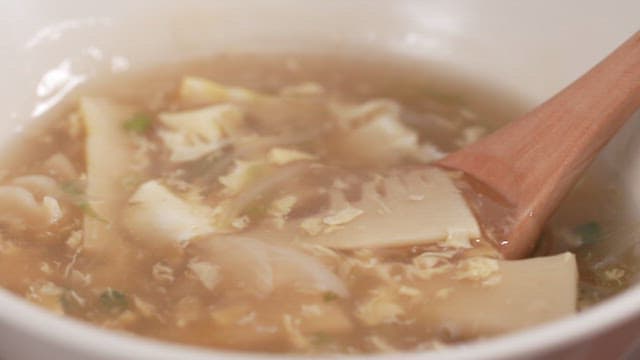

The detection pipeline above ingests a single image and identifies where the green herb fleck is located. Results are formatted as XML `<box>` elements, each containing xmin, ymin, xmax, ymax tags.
<box><xmin>574</xmin><ymin>221</ymin><xmax>601</xmax><ymax>245</ymax></box>
<box><xmin>60</xmin><ymin>291</ymin><xmax>75</xmax><ymax>313</ymax></box>
<box><xmin>123</xmin><ymin>114</ymin><xmax>153</xmax><ymax>133</ymax></box>
<box><xmin>59</xmin><ymin>181</ymin><xmax>108</xmax><ymax>223</ymax></box>
<box><xmin>323</xmin><ymin>291</ymin><xmax>339</xmax><ymax>302</ymax></box>
<box><xmin>60</xmin><ymin>181</ymin><xmax>84</xmax><ymax>196</ymax></box>
<box><xmin>77</xmin><ymin>202</ymin><xmax>108</xmax><ymax>223</ymax></box>
<box><xmin>99</xmin><ymin>288</ymin><xmax>128</xmax><ymax>314</ymax></box>
<box><xmin>244</xmin><ymin>202</ymin><xmax>268</xmax><ymax>220</ymax></box>
<box><xmin>60</xmin><ymin>290</ymin><xmax>84</xmax><ymax>314</ymax></box>
<box><xmin>310</xmin><ymin>332</ymin><xmax>333</xmax><ymax>346</ymax></box>
<box><xmin>121</xmin><ymin>174</ymin><xmax>144</xmax><ymax>191</ymax></box>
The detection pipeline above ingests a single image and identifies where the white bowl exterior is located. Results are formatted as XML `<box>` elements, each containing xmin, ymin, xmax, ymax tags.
<box><xmin>1</xmin><ymin>1</ymin><xmax>639</xmax><ymax>359</ymax></box>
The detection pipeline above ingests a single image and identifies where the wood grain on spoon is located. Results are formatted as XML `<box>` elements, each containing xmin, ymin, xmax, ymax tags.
<box><xmin>438</xmin><ymin>31</ymin><xmax>640</xmax><ymax>260</ymax></box>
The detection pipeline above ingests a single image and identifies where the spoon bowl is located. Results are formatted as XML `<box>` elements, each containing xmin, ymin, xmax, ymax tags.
<box><xmin>439</xmin><ymin>31</ymin><xmax>640</xmax><ymax>259</ymax></box>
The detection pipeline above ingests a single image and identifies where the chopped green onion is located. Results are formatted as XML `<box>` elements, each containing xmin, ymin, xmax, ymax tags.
<box><xmin>310</xmin><ymin>332</ymin><xmax>333</xmax><ymax>346</ymax></box>
<box><xmin>323</xmin><ymin>291</ymin><xmax>339</xmax><ymax>302</ymax></box>
<box><xmin>123</xmin><ymin>114</ymin><xmax>153</xmax><ymax>133</ymax></box>
<box><xmin>574</xmin><ymin>221</ymin><xmax>601</xmax><ymax>245</ymax></box>
<box><xmin>244</xmin><ymin>202</ymin><xmax>268</xmax><ymax>220</ymax></box>
<box><xmin>60</xmin><ymin>181</ymin><xmax>84</xmax><ymax>196</ymax></box>
<box><xmin>120</xmin><ymin>174</ymin><xmax>144</xmax><ymax>191</ymax></box>
<box><xmin>99</xmin><ymin>288</ymin><xmax>128</xmax><ymax>314</ymax></box>
<box><xmin>59</xmin><ymin>290</ymin><xmax>80</xmax><ymax>314</ymax></box>
<box><xmin>77</xmin><ymin>201</ymin><xmax>108</xmax><ymax>223</ymax></box>
<box><xmin>59</xmin><ymin>181</ymin><xmax>108</xmax><ymax>223</ymax></box>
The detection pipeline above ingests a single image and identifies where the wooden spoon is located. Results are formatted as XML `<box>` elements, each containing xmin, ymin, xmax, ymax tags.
<box><xmin>438</xmin><ymin>31</ymin><xmax>640</xmax><ymax>260</ymax></box>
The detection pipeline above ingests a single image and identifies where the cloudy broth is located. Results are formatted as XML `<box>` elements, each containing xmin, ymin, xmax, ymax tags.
<box><xmin>0</xmin><ymin>55</ymin><xmax>631</xmax><ymax>353</ymax></box>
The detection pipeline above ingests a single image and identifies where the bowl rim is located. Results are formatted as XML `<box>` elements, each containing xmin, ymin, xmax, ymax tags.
<box><xmin>1</xmin><ymin>274</ymin><xmax>640</xmax><ymax>359</ymax></box>
<box><xmin>1</xmin><ymin>2</ymin><xmax>639</xmax><ymax>357</ymax></box>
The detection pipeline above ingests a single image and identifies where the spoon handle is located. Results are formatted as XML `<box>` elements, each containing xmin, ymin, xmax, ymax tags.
<box><xmin>439</xmin><ymin>31</ymin><xmax>640</xmax><ymax>259</ymax></box>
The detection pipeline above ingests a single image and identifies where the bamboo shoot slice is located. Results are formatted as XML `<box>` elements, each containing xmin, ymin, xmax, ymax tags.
<box><xmin>305</xmin><ymin>167</ymin><xmax>481</xmax><ymax>249</ymax></box>
<box><xmin>421</xmin><ymin>253</ymin><xmax>577</xmax><ymax>337</ymax></box>
<box><xmin>80</xmin><ymin>97</ymin><xmax>138</xmax><ymax>255</ymax></box>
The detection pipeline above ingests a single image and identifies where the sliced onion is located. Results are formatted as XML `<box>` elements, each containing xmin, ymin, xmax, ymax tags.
<box><xmin>192</xmin><ymin>235</ymin><xmax>348</xmax><ymax>298</ymax></box>
<box><xmin>224</xmin><ymin>162</ymin><xmax>310</xmax><ymax>220</ymax></box>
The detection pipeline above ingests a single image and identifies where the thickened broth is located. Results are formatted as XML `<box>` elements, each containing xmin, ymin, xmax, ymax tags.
<box><xmin>0</xmin><ymin>55</ymin><xmax>632</xmax><ymax>354</ymax></box>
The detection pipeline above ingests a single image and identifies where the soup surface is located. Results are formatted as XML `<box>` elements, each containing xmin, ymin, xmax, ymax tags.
<box><xmin>0</xmin><ymin>55</ymin><xmax>633</xmax><ymax>353</ymax></box>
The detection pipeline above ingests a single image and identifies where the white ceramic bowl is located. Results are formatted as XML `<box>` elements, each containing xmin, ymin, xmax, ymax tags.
<box><xmin>1</xmin><ymin>1</ymin><xmax>639</xmax><ymax>359</ymax></box>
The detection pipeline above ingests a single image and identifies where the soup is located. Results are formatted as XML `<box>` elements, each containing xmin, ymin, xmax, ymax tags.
<box><xmin>0</xmin><ymin>55</ymin><xmax>632</xmax><ymax>353</ymax></box>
